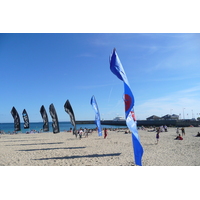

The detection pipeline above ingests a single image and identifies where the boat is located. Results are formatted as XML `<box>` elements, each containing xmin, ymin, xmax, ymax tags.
<box><xmin>113</xmin><ymin>116</ymin><xmax>125</xmax><ymax>121</ymax></box>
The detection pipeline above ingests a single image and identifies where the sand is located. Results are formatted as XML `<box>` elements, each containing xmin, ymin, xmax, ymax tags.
<box><xmin>0</xmin><ymin>127</ymin><xmax>200</xmax><ymax>166</ymax></box>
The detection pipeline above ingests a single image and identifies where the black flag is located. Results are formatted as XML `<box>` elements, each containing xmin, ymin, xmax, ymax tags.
<box><xmin>49</xmin><ymin>103</ymin><xmax>60</xmax><ymax>133</ymax></box>
<box><xmin>64</xmin><ymin>100</ymin><xmax>76</xmax><ymax>134</ymax></box>
<box><xmin>40</xmin><ymin>105</ymin><xmax>49</xmax><ymax>132</ymax></box>
<box><xmin>11</xmin><ymin>106</ymin><xmax>21</xmax><ymax>131</ymax></box>
<box><xmin>22</xmin><ymin>109</ymin><xmax>29</xmax><ymax>129</ymax></box>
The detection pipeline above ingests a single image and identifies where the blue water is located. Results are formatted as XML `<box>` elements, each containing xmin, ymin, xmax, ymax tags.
<box><xmin>0</xmin><ymin>122</ymin><xmax>127</xmax><ymax>134</ymax></box>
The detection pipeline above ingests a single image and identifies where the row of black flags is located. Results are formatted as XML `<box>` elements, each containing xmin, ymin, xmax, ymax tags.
<box><xmin>11</xmin><ymin>100</ymin><xmax>77</xmax><ymax>134</ymax></box>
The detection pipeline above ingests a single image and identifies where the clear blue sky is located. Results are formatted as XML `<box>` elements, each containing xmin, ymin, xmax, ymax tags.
<box><xmin>1</xmin><ymin>33</ymin><xmax>200</xmax><ymax>122</ymax></box>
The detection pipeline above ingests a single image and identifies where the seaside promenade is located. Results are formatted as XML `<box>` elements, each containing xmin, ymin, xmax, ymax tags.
<box><xmin>76</xmin><ymin>119</ymin><xmax>200</xmax><ymax>127</ymax></box>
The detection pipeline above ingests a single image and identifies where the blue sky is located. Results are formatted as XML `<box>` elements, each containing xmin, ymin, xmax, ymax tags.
<box><xmin>1</xmin><ymin>33</ymin><xmax>200</xmax><ymax>122</ymax></box>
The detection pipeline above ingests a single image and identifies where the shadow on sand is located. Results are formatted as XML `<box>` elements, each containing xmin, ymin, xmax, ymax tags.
<box><xmin>34</xmin><ymin>153</ymin><xmax>121</xmax><ymax>160</ymax></box>
<box><xmin>17</xmin><ymin>146</ymin><xmax>86</xmax><ymax>151</ymax></box>
<box><xmin>6</xmin><ymin>142</ymin><xmax>64</xmax><ymax>146</ymax></box>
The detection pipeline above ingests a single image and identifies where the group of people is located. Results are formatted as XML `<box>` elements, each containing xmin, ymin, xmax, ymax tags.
<box><xmin>74</xmin><ymin>128</ymin><xmax>92</xmax><ymax>139</ymax></box>
<box><xmin>148</xmin><ymin>125</ymin><xmax>168</xmax><ymax>133</ymax></box>
<box><xmin>74</xmin><ymin>128</ymin><xmax>108</xmax><ymax>139</ymax></box>
<box><xmin>175</xmin><ymin>127</ymin><xmax>185</xmax><ymax>140</ymax></box>
<box><xmin>155</xmin><ymin>126</ymin><xmax>186</xmax><ymax>144</ymax></box>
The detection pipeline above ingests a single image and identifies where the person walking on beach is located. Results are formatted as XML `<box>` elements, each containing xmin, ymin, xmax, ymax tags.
<box><xmin>104</xmin><ymin>128</ymin><xmax>108</xmax><ymax>139</ymax></box>
<box><xmin>79</xmin><ymin>129</ymin><xmax>83</xmax><ymax>140</ymax></box>
<box><xmin>85</xmin><ymin>128</ymin><xmax>89</xmax><ymax>138</ymax></box>
<box><xmin>181</xmin><ymin>127</ymin><xmax>185</xmax><ymax>136</ymax></box>
<box><xmin>75</xmin><ymin>130</ymin><xmax>78</xmax><ymax>138</ymax></box>
<box><xmin>156</xmin><ymin>128</ymin><xmax>160</xmax><ymax>144</ymax></box>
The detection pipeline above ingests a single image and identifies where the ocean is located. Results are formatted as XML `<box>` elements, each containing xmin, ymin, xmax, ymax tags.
<box><xmin>0</xmin><ymin>122</ymin><xmax>127</xmax><ymax>134</ymax></box>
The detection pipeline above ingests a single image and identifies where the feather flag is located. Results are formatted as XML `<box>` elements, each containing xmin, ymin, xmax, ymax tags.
<box><xmin>22</xmin><ymin>109</ymin><xmax>29</xmax><ymax>129</ymax></box>
<box><xmin>49</xmin><ymin>103</ymin><xmax>60</xmax><ymax>134</ymax></box>
<box><xmin>110</xmin><ymin>48</ymin><xmax>144</xmax><ymax>166</ymax></box>
<box><xmin>11</xmin><ymin>106</ymin><xmax>21</xmax><ymax>131</ymax></box>
<box><xmin>64</xmin><ymin>100</ymin><xmax>76</xmax><ymax>135</ymax></box>
<box><xmin>90</xmin><ymin>95</ymin><xmax>102</xmax><ymax>136</ymax></box>
<box><xmin>40</xmin><ymin>105</ymin><xmax>49</xmax><ymax>132</ymax></box>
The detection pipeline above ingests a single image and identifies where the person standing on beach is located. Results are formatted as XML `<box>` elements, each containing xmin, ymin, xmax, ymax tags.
<box><xmin>75</xmin><ymin>130</ymin><xmax>78</xmax><ymax>138</ymax></box>
<box><xmin>181</xmin><ymin>127</ymin><xmax>185</xmax><ymax>136</ymax></box>
<box><xmin>156</xmin><ymin>128</ymin><xmax>160</xmax><ymax>144</ymax></box>
<box><xmin>79</xmin><ymin>129</ymin><xmax>83</xmax><ymax>140</ymax></box>
<box><xmin>85</xmin><ymin>128</ymin><xmax>89</xmax><ymax>138</ymax></box>
<box><xmin>104</xmin><ymin>128</ymin><xmax>108</xmax><ymax>139</ymax></box>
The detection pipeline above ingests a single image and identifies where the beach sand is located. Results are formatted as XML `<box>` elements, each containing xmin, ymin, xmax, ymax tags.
<box><xmin>0</xmin><ymin>127</ymin><xmax>200</xmax><ymax>166</ymax></box>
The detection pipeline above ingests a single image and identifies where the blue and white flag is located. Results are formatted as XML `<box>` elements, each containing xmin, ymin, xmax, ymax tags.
<box><xmin>110</xmin><ymin>48</ymin><xmax>144</xmax><ymax>166</ymax></box>
<box><xmin>90</xmin><ymin>95</ymin><xmax>102</xmax><ymax>136</ymax></box>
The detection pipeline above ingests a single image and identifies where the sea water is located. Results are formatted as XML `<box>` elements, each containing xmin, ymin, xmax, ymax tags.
<box><xmin>0</xmin><ymin>122</ymin><xmax>127</xmax><ymax>134</ymax></box>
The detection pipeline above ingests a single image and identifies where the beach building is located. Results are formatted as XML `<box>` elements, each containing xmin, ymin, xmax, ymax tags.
<box><xmin>146</xmin><ymin>115</ymin><xmax>161</xmax><ymax>120</ymax></box>
<box><xmin>161</xmin><ymin>114</ymin><xmax>179</xmax><ymax>120</ymax></box>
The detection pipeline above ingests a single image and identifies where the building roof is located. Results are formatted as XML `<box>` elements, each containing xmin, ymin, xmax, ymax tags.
<box><xmin>161</xmin><ymin>114</ymin><xmax>179</xmax><ymax>119</ymax></box>
<box><xmin>146</xmin><ymin>115</ymin><xmax>161</xmax><ymax>120</ymax></box>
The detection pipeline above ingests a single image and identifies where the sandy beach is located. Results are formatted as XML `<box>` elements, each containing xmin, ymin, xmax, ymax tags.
<box><xmin>0</xmin><ymin>127</ymin><xmax>200</xmax><ymax>166</ymax></box>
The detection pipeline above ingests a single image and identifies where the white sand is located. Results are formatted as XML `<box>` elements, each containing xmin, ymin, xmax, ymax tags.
<box><xmin>0</xmin><ymin>127</ymin><xmax>200</xmax><ymax>166</ymax></box>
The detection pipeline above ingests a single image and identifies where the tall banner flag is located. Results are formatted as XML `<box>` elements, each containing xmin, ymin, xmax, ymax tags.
<box><xmin>11</xmin><ymin>106</ymin><xmax>21</xmax><ymax>131</ymax></box>
<box><xmin>109</xmin><ymin>48</ymin><xmax>144</xmax><ymax>166</ymax></box>
<box><xmin>22</xmin><ymin>109</ymin><xmax>29</xmax><ymax>129</ymax></box>
<box><xmin>64</xmin><ymin>100</ymin><xmax>76</xmax><ymax>134</ymax></box>
<box><xmin>49</xmin><ymin>103</ymin><xmax>60</xmax><ymax>134</ymax></box>
<box><xmin>40</xmin><ymin>105</ymin><xmax>49</xmax><ymax>132</ymax></box>
<box><xmin>90</xmin><ymin>95</ymin><xmax>102</xmax><ymax>136</ymax></box>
